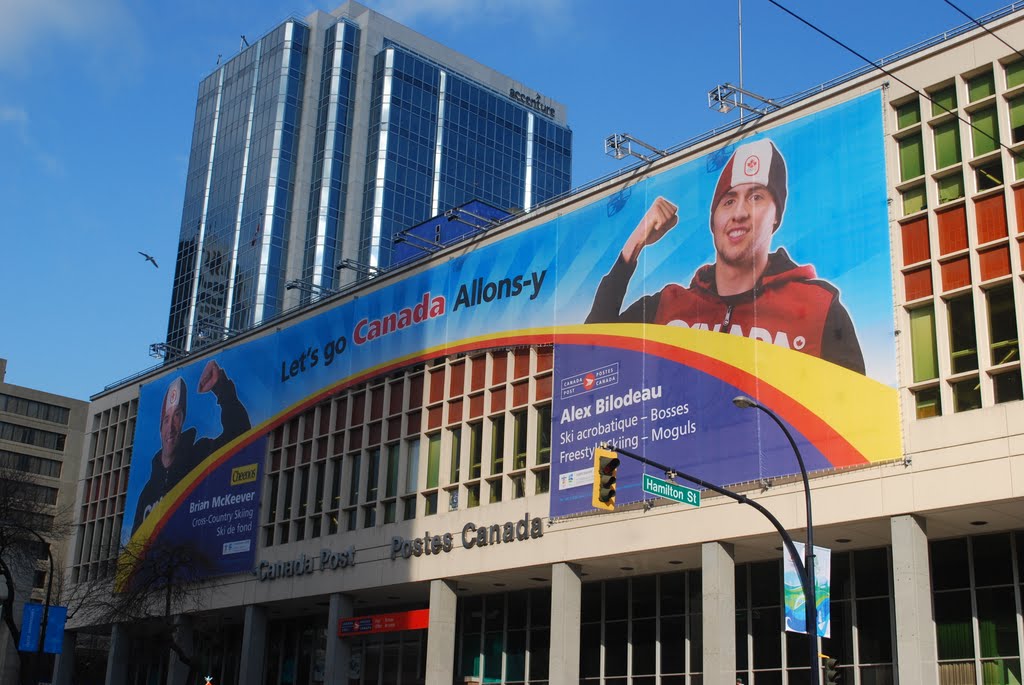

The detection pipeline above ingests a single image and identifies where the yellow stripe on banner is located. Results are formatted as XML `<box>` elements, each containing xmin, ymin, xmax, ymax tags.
<box><xmin>567</xmin><ymin>323</ymin><xmax>902</xmax><ymax>464</ymax></box>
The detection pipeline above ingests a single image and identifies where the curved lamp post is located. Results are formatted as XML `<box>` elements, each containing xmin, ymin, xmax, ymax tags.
<box><xmin>733</xmin><ymin>395</ymin><xmax>819</xmax><ymax>684</ymax></box>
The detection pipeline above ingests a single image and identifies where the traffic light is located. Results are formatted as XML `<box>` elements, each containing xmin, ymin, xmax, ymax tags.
<box><xmin>823</xmin><ymin>657</ymin><xmax>840</xmax><ymax>684</ymax></box>
<box><xmin>592</xmin><ymin>446</ymin><xmax>620</xmax><ymax>510</ymax></box>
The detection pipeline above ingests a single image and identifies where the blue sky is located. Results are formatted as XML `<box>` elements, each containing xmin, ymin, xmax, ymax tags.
<box><xmin>0</xmin><ymin>0</ymin><xmax>1010</xmax><ymax>400</ymax></box>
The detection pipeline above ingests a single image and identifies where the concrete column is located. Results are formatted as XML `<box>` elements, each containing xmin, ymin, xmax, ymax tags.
<box><xmin>51</xmin><ymin>630</ymin><xmax>76</xmax><ymax>685</ymax></box>
<box><xmin>425</xmin><ymin>579</ymin><xmax>457</xmax><ymax>685</ymax></box>
<box><xmin>166</xmin><ymin>615</ymin><xmax>194</xmax><ymax>685</ymax></box>
<box><xmin>238</xmin><ymin>605</ymin><xmax>268</xmax><ymax>685</ymax></box>
<box><xmin>891</xmin><ymin>514</ymin><xmax>938</xmax><ymax>685</ymax></box>
<box><xmin>104</xmin><ymin>623</ymin><xmax>129</xmax><ymax>685</ymax></box>
<box><xmin>324</xmin><ymin>593</ymin><xmax>353</xmax><ymax>684</ymax></box>
<box><xmin>548</xmin><ymin>562</ymin><xmax>582</xmax><ymax>684</ymax></box>
<box><xmin>702</xmin><ymin>541</ymin><xmax>736</xmax><ymax>685</ymax></box>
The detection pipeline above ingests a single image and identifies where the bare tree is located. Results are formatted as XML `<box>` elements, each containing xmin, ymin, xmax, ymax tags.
<box><xmin>76</xmin><ymin>538</ymin><xmax>215</xmax><ymax>683</ymax></box>
<box><xmin>0</xmin><ymin>465</ymin><xmax>72</xmax><ymax>685</ymax></box>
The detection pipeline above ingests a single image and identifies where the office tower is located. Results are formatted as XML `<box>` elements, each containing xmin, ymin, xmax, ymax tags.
<box><xmin>164</xmin><ymin>1</ymin><xmax>572</xmax><ymax>355</ymax></box>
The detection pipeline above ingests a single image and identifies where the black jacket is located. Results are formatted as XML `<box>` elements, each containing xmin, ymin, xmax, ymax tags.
<box><xmin>131</xmin><ymin>377</ymin><xmax>250</xmax><ymax>534</ymax></box>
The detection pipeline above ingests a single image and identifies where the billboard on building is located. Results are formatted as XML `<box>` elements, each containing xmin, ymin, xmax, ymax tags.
<box><xmin>120</xmin><ymin>91</ymin><xmax>898</xmax><ymax>581</ymax></box>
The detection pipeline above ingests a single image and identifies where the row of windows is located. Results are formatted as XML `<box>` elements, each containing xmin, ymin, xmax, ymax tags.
<box><xmin>0</xmin><ymin>393</ymin><xmax>71</xmax><ymax>425</ymax></box>
<box><xmin>0</xmin><ymin>448</ymin><xmax>62</xmax><ymax>478</ymax></box>
<box><xmin>0</xmin><ymin>478</ymin><xmax>59</xmax><ymax>505</ymax></box>
<box><xmin>0</xmin><ymin>420</ymin><xmax>67</xmax><ymax>452</ymax></box>
<box><xmin>892</xmin><ymin>56</ymin><xmax>1024</xmax><ymax>418</ymax></box>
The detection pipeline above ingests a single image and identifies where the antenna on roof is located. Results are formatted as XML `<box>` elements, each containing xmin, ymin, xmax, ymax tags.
<box><xmin>240</xmin><ymin>35</ymin><xmax>249</xmax><ymax>50</ymax></box>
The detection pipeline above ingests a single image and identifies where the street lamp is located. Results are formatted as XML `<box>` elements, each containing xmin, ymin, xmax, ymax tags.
<box><xmin>733</xmin><ymin>395</ymin><xmax>819</xmax><ymax>684</ymax></box>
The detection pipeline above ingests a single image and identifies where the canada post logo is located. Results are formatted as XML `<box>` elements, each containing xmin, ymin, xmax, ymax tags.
<box><xmin>560</xmin><ymin>362</ymin><xmax>619</xmax><ymax>399</ymax></box>
<box><xmin>231</xmin><ymin>463</ymin><xmax>259</xmax><ymax>486</ymax></box>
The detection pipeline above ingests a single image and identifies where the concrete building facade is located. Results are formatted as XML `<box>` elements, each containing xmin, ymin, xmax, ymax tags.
<box><xmin>65</xmin><ymin>5</ymin><xmax>1024</xmax><ymax>685</ymax></box>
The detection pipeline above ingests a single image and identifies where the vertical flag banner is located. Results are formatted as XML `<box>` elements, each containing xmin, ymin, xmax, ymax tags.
<box><xmin>784</xmin><ymin>542</ymin><xmax>832</xmax><ymax>638</ymax></box>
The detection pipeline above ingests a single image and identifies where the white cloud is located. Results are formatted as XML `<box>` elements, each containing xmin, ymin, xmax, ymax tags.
<box><xmin>0</xmin><ymin>105</ymin><xmax>28</xmax><ymax>124</ymax></box>
<box><xmin>364</xmin><ymin>0</ymin><xmax>571</xmax><ymax>34</ymax></box>
<box><xmin>0</xmin><ymin>0</ymin><xmax>136</xmax><ymax>74</ymax></box>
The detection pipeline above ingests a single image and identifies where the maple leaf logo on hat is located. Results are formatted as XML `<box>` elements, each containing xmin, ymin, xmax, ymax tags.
<box><xmin>744</xmin><ymin>155</ymin><xmax>760</xmax><ymax>176</ymax></box>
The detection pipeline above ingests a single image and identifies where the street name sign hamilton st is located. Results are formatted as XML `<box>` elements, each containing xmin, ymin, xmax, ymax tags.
<box><xmin>642</xmin><ymin>474</ymin><xmax>701</xmax><ymax>507</ymax></box>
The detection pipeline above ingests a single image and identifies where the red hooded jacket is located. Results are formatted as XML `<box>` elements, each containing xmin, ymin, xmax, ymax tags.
<box><xmin>586</xmin><ymin>249</ymin><xmax>865</xmax><ymax>374</ymax></box>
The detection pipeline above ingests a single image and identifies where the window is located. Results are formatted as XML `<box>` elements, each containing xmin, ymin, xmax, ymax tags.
<box><xmin>914</xmin><ymin>386</ymin><xmax>941</xmax><ymax>419</ymax></box>
<box><xmin>490</xmin><ymin>415</ymin><xmax>505</xmax><ymax>474</ymax></box>
<box><xmin>426</xmin><ymin>433</ymin><xmax>440</xmax><ymax>489</ymax></box>
<box><xmin>536</xmin><ymin>403</ymin><xmax>551</xmax><ymax>465</ymax></box>
<box><xmin>385</xmin><ymin>443</ymin><xmax>400</xmax><ymax>498</ymax></box>
<box><xmin>449</xmin><ymin>427</ymin><xmax>462</xmax><ymax>484</ymax></box>
<box><xmin>404</xmin><ymin>437</ymin><xmax>420</xmax><ymax>494</ymax></box>
<box><xmin>1010</xmin><ymin>96</ymin><xmax>1024</xmax><ymax>143</ymax></box>
<box><xmin>975</xmin><ymin>160</ymin><xmax>1003</xmax><ymax>191</ymax></box>
<box><xmin>469</xmin><ymin>423</ymin><xmax>482</xmax><ymax>479</ymax></box>
<box><xmin>512</xmin><ymin>410</ymin><xmax>528</xmax><ymax>470</ymax></box>
<box><xmin>896</xmin><ymin>100</ymin><xmax>920</xmax><ymax>129</ymax></box>
<box><xmin>938</xmin><ymin>173</ymin><xmax>964</xmax><ymax>204</ymax></box>
<box><xmin>902</xmin><ymin>185</ymin><xmax>927</xmax><ymax>215</ymax></box>
<box><xmin>988</xmin><ymin>285</ymin><xmax>1019</xmax><ymax>367</ymax></box>
<box><xmin>1008</xmin><ymin>60</ymin><xmax>1024</xmax><ymax>88</ymax></box>
<box><xmin>899</xmin><ymin>134</ymin><xmax>925</xmax><ymax>181</ymax></box>
<box><xmin>910</xmin><ymin>306</ymin><xmax>939</xmax><ymax>382</ymax></box>
<box><xmin>952</xmin><ymin>378</ymin><xmax>982</xmax><ymax>412</ymax></box>
<box><xmin>948</xmin><ymin>295</ymin><xmax>979</xmax><ymax>374</ymax></box>
<box><xmin>931</xmin><ymin>84</ymin><xmax>957</xmax><ymax>115</ymax></box>
<box><xmin>968</xmin><ymin>71</ymin><xmax>995</xmax><ymax>102</ymax></box>
<box><xmin>0</xmin><ymin>394</ymin><xmax>70</xmax><ymax>425</ymax></box>
<box><xmin>933</xmin><ymin>120</ymin><xmax>961</xmax><ymax>169</ymax></box>
<box><xmin>971</xmin><ymin>107</ymin><xmax>999</xmax><ymax>157</ymax></box>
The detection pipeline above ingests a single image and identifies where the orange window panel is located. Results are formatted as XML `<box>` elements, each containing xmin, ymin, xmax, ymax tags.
<box><xmin>332</xmin><ymin>400</ymin><xmax>347</xmax><ymax>431</ymax></box>
<box><xmin>514</xmin><ymin>349</ymin><xmax>531</xmax><ymax>378</ymax></box>
<box><xmin>491</xmin><ymin>354</ymin><xmax>508</xmax><ymax>385</ymax></box>
<box><xmin>429</xmin><ymin>368</ymin><xmax>445</xmax><ymax>404</ymax></box>
<box><xmin>536</xmin><ymin>347</ymin><xmax>554</xmax><ymax>372</ymax></box>
<box><xmin>940</xmin><ymin>256</ymin><xmax>972</xmax><ymax>291</ymax></box>
<box><xmin>351</xmin><ymin>392</ymin><xmax>366</xmax><ymax>424</ymax></box>
<box><xmin>901</xmin><ymin>216</ymin><xmax>930</xmax><ymax>265</ymax></box>
<box><xmin>1014</xmin><ymin>186</ymin><xmax>1024</xmax><ymax>233</ymax></box>
<box><xmin>978</xmin><ymin>245</ymin><xmax>1011</xmax><ymax>280</ymax></box>
<box><xmin>449</xmin><ymin>361</ymin><xmax>465</xmax><ymax>395</ymax></box>
<box><xmin>536</xmin><ymin>375</ymin><xmax>553</xmax><ymax>401</ymax></box>
<box><xmin>370</xmin><ymin>386</ymin><xmax>384</xmax><ymax>421</ymax></box>
<box><xmin>447</xmin><ymin>398</ymin><xmax>463</xmax><ymax>425</ymax></box>
<box><xmin>368</xmin><ymin>422</ymin><xmax>382</xmax><ymax>446</ymax></box>
<box><xmin>470</xmin><ymin>355</ymin><xmax>486</xmax><ymax>391</ymax></box>
<box><xmin>491</xmin><ymin>387</ymin><xmax>507</xmax><ymax>413</ymax></box>
<box><xmin>904</xmin><ymin>266</ymin><xmax>933</xmax><ymax>300</ymax></box>
<box><xmin>937</xmin><ymin>206</ymin><xmax>968</xmax><ymax>255</ymax></box>
<box><xmin>469</xmin><ymin>393</ymin><xmax>484</xmax><ymax>419</ymax></box>
<box><xmin>387</xmin><ymin>416</ymin><xmax>402</xmax><ymax>439</ymax></box>
<box><xmin>347</xmin><ymin>428</ymin><xmax>362</xmax><ymax>452</ymax></box>
<box><xmin>427</xmin><ymin>405</ymin><xmax>443</xmax><ymax>431</ymax></box>
<box><xmin>975</xmin><ymin>193</ymin><xmax>1008</xmax><ymax>244</ymax></box>
<box><xmin>512</xmin><ymin>381</ymin><xmax>530</xmax><ymax>407</ymax></box>
<box><xmin>388</xmin><ymin>380</ymin><xmax>404</xmax><ymax>415</ymax></box>
<box><xmin>407</xmin><ymin>410</ymin><xmax>421</xmax><ymax>435</ymax></box>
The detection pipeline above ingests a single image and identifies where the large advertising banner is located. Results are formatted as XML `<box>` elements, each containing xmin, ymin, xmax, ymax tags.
<box><xmin>120</xmin><ymin>91</ymin><xmax>899</xmax><ymax>582</ymax></box>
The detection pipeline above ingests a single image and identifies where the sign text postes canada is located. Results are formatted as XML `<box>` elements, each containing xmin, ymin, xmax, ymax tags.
<box><xmin>390</xmin><ymin>513</ymin><xmax>543</xmax><ymax>560</ymax></box>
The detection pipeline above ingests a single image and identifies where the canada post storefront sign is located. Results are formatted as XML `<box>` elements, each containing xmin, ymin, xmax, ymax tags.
<box><xmin>256</xmin><ymin>545</ymin><xmax>356</xmax><ymax>581</ymax></box>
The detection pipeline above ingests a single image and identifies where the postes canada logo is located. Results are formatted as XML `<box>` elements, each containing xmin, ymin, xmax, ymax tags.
<box><xmin>583</xmin><ymin>373</ymin><xmax>596</xmax><ymax>390</ymax></box>
<box><xmin>744</xmin><ymin>154</ymin><xmax>760</xmax><ymax>176</ymax></box>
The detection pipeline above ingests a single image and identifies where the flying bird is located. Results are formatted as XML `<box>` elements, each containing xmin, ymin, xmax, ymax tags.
<box><xmin>138</xmin><ymin>251</ymin><xmax>159</xmax><ymax>268</ymax></box>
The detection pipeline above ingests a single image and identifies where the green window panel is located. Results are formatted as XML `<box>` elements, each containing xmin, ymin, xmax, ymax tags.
<box><xmin>934</xmin><ymin>120</ymin><xmax>962</xmax><ymax>168</ymax></box>
<box><xmin>902</xmin><ymin>185</ymin><xmax>927</xmax><ymax>215</ymax></box>
<box><xmin>971</xmin><ymin>107</ymin><xmax>999</xmax><ymax>157</ymax></box>
<box><xmin>910</xmin><ymin>306</ymin><xmax>939</xmax><ymax>382</ymax></box>
<box><xmin>899</xmin><ymin>134</ymin><xmax>925</xmax><ymax>181</ymax></box>
<box><xmin>1007</xmin><ymin>59</ymin><xmax>1024</xmax><ymax>88</ymax></box>
<box><xmin>1010</xmin><ymin>96</ymin><xmax>1024</xmax><ymax>143</ymax></box>
<box><xmin>426</xmin><ymin>433</ymin><xmax>440</xmax><ymax>488</ymax></box>
<box><xmin>932</xmin><ymin>85</ymin><xmax>957</xmax><ymax>116</ymax></box>
<box><xmin>897</xmin><ymin>101</ymin><xmax>921</xmax><ymax>129</ymax></box>
<box><xmin>938</xmin><ymin>173</ymin><xmax>964</xmax><ymax>204</ymax></box>
<box><xmin>968</xmin><ymin>71</ymin><xmax>995</xmax><ymax>102</ymax></box>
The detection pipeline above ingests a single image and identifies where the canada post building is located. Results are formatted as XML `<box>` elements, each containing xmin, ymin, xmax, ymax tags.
<box><xmin>64</xmin><ymin>7</ymin><xmax>1024</xmax><ymax>685</ymax></box>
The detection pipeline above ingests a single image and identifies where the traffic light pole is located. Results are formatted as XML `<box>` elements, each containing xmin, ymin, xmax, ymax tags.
<box><xmin>609</xmin><ymin>445</ymin><xmax>821</xmax><ymax>685</ymax></box>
